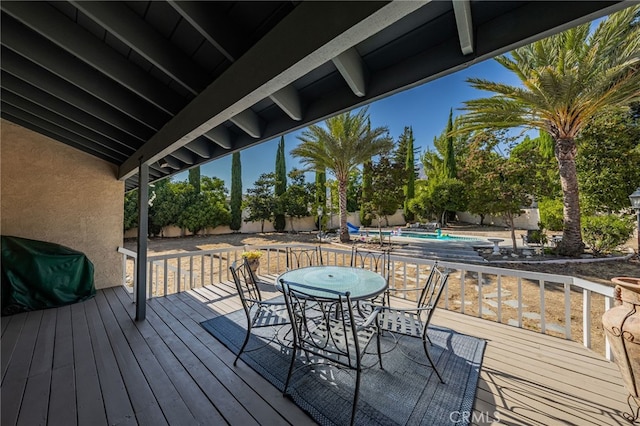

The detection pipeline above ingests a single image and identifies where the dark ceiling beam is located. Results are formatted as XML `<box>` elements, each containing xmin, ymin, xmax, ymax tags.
<box><xmin>268</xmin><ymin>85</ymin><xmax>303</xmax><ymax>121</ymax></box>
<box><xmin>1</xmin><ymin>49</ymin><xmax>153</xmax><ymax>141</ymax></box>
<box><xmin>204</xmin><ymin>127</ymin><xmax>233</xmax><ymax>150</ymax></box>
<box><xmin>71</xmin><ymin>0</ymin><xmax>210</xmax><ymax>95</ymax></box>
<box><xmin>1</xmin><ymin>90</ymin><xmax>135</xmax><ymax>158</ymax></box>
<box><xmin>452</xmin><ymin>0</ymin><xmax>474</xmax><ymax>55</ymax></box>
<box><xmin>1</xmin><ymin>1</ymin><xmax>184</xmax><ymax>116</ymax></box>
<box><xmin>158</xmin><ymin>156</ymin><xmax>182</xmax><ymax>170</ymax></box>
<box><xmin>229</xmin><ymin>109</ymin><xmax>263</xmax><ymax>139</ymax></box>
<box><xmin>184</xmin><ymin>137</ymin><xmax>213</xmax><ymax>159</ymax></box>
<box><xmin>169</xmin><ymin>147</ymin><xmax>197</xmax><ymax>165</ymax></box>
<box><xmin>1</xmin><ymin>17</ymin><xmax>167</xmax><ymax>130</ymax></box>
<box><xmin>332</xmin><ymin>47</ymin><xmax>368</xmax><ymax>97</ymax></box>
<box><xmin>118</xmin><ymin>1</ymin><xmax>426</xmax><ymax>179</ymax></box>
<box><xmin>1</xmin><ymin>72</ymin><xmax>141</xmax><ymax>152</ymax></box>
<box><xmin>167</xmin><ymin>0</ymin><xmax>247</xmax><ymax>62</ymax></box>
<box><xmin>1</xmin><ymin>102</ymin><xmax>127</xmax><ymax>163</ymax></box>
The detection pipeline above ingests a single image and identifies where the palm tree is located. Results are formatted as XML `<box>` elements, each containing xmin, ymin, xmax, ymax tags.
<box><xmin>458</xmin><ymin>6</ymin><xmax>640</xmax><ymax>256</ymax></box>
<box><xmin>292</xmin><ymin>107</ymin><xmax>393</xmax><ymax>242</ymax></box>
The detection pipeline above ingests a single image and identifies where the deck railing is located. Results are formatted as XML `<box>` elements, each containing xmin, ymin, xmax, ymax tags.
<box><xmin>118</xmin><ymin>243</ymin><xmax>615</xmax><ymax>359</ymax></box>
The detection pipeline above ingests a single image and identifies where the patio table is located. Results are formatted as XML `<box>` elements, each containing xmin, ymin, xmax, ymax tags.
<box><xmin>276</xmin><ymin>266</ymin><xmax>387</xmax><ymax>300</ymax></box>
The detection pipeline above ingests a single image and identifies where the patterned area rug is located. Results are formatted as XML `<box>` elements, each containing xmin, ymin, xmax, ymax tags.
<box><xmin>201</xmin><ymin>301</ymin><xmax>485</xmax><ymax>426</ymax></box>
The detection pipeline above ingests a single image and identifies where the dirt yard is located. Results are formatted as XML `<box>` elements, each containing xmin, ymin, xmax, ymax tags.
<box><xmin>125</xmin><ymin>224</ymin><xmax>639</xmax><ymax>286</ymax></box>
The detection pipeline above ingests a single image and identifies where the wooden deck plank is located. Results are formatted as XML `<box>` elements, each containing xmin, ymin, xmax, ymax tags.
<box><xmin>90</xmin><ymin>291</ymin><xmax>167</xmax><ymax>426</ymax></box>
<box><xmin>1</xmin><ymin>311</ymin><xmax>27</xmax><ymax>382</ymax></box>
<box><xmin>84</xmin><ymin>297</ymin><xmax>137</xmax><ymax>426</ymax></box>
<box><xmin>1</xmin><ymin>310</ymin><xmax>42</xmax><ymax>426</ymax></box>
<box><xmin>16</xmin><ymin>308</ymin><xmax>56</xmax><ymax>426</ymax></box>
<box><xmin>105</xmin><ymin>287</ymin><xmax>226</xmax><ymax>425</ymax></box>
<box><xmin>155</xmin><ymin>292</ymin><xmax>314</xmax><ymax>425</ymax></box>
<box><xmin>96</xmin><ymin>289</ymin><xmax>189</xmax><ymax>426</ymax></box>
<box><xmin>70</xmin><ymin>301</ymin><xmax>108</xmax><ymax>426</ymax></box>
<box><xmin>49</xmin><ymin>305</ymin><xmax>76</xmax><ymax>426</ymax></box>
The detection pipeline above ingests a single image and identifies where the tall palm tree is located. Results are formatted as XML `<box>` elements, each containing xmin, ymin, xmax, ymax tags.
<box><xmin>458</xmin><ymin>6</ymin><xmax>640</xmax><ymax>256</ymax></box>
<box><xmin>292</xmin><ymin>107</ymin><xmax>393</xmax><ymax>242</ymax></box>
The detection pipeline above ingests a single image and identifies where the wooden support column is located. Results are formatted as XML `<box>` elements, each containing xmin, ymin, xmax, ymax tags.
<box><xmin>136</xmin><ymin>158</ymin><xmax>148</xmax><ymax>321</ymax></box>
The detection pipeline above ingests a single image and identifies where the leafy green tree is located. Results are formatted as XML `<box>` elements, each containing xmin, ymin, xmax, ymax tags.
<box><xmin>576</xmin><ymin>108</ymin><xmax>640</xmax><ymax>214</ymax></box>
<box><xmin>315</xmin><ymin>168</ymin><xmax>326</xmax><ymax>230</ymax></box>
<box><xmin>410</xmin><ymin>178</ymin><xmax>467</xmax><ymax>226</ymax></box>
<box><xmin>274</xmin><ymin>136</ymin><xmax>287</xmax><ymax>231</ymax></box>
<box><xmin>282</xmin><ymin>169</ymin><xmax>314</xmax><ymax>232</ymax></box>
<box><xmin>346</xmin><ymin>170</ymin><xmax>362</xmax><ymax>212</ymax></box>
<box><xmin>461</xmin><ymin>135</ymin><xmax>534</xmax><ymax>250</ymax></box>
<box><xmin>292</xmin><ymin>107</ymin><xmax>393</xmax><ymax>242</ymax></box>
<box><xmin>123</xmin><ymin>190</ymin><xmax>138</xmax><ymax>231</ymax></box>
<box><xmin>510</xmin><ymin>132</ymin><xmax>560</xmax><ymax>201</ymax></box>
<box><xmin>244</xmin><ymin>173</ymin><xmax>277</xmax><ymax>232</ymax></box>
<box><xmin>149</xmin><ymin>178</ymin><xmax>181</xmax><ymax>236</ymax></box>
<box><xmin>364</xmin><ymin>154</ymin><xmax>405</xmax><ymax>242</ymax></box>
<box><xmin>230</xmin><ymin>152</ymin><xmax>242</xmax><ymax>231</ymax></box>
<box><xmin>458</xmin><ymin>7</ymin><xmax>640</xmax><ymax>255</ymax></box>
<box><xmin>360</xmin><ymin>159</ymin><xmax>373</xmax><ymax>226</ymax></box>
<box><xmin>176</xmin><ymin>177</ymin><xmax>230</xmax><ymax>234</ymax></box>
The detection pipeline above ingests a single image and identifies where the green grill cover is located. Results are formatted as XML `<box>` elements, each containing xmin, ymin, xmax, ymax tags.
<box><xmin>1</xmin><ymin>235</ymin><xmax>95</xmax><ymax>315</ymax></box>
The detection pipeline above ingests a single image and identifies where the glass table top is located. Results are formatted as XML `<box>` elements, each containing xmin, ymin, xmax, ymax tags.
<box><xmin>276</xmin><ymin>266</ymin><xmax>387</xmax><ymax>300</ymax></box>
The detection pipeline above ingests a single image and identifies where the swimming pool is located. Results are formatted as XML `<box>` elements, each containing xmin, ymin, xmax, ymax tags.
<box><xmin>378</xmin><ymin>230</ymin><xmax>482</xmax><ymax>242</ymax></box>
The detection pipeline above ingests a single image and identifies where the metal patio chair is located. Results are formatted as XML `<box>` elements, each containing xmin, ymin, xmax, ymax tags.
<box><xmin>373</xmin><ymin>263</ymin><xmax>449</xmax><ymax>383</ymax></box>
<box><xmin>286</xmin><ymin>245</ymin><xmax>323</xmax><ymax>270</ymax></box>
<box><xmin>280</xmin><ymin>280</ymin><xmax>382</xmax><ymax>426</ymax></box>
<box><xmin>229</xmin><ymin>259</ymin><xmax>289</xmax><ymax>366</ymax></box>
<box><xmin>351</xmin><ymin>247</ymin><xmax>392</xmax><ymax>309</ymax></box>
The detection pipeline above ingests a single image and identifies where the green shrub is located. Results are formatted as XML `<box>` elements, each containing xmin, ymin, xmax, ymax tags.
<box><xmin>582</xmin><ymin>215</ymin><xmax>634</xmax><ymax>255</ymax></box>
<box><xmin>538</xmin><ymin>198</ymin><xmax>564</xmax><ymax>231</ymax></box>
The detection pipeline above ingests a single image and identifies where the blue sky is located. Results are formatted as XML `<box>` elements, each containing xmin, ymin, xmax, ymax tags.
<box><xmin>177</xmin><ymin>56</ymin><xmax>524</xmax><ymax>191</ymax></box>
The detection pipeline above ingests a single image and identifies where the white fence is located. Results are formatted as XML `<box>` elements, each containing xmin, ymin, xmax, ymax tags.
<box><xmin>118</xmin><ymin>244</ymin><xmax>614</xmax><ymax>359</ymax></box>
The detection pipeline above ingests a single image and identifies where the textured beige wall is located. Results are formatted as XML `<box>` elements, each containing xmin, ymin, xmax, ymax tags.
<box><xmin>1</xmin><ymin>120</ymin><xmax>124</xmax><ymax>289</ymax></box>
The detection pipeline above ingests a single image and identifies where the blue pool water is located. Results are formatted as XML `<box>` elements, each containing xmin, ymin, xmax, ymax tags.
<box><xmin>378</xmin><ymin>230</ymin><xmax>481</xmax><ymax>242</ymax></box>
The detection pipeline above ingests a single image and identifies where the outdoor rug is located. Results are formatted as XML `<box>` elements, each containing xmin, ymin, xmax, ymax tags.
<box><xmin>201</xmin><ymin>300</ymin><xmax>486</xmax><ymax>426</ymax></box>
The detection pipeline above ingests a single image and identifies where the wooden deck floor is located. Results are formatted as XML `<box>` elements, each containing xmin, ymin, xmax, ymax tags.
<box><xmin>1</xmin><ymin>280</ymin><xmax>631</xmax><ymax>426</ymax></box>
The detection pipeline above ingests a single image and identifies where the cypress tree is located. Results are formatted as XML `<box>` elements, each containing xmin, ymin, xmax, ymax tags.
<box><xmin>404</xmin><ymin>127</ymin><xmax>416</xmax><ymax>222</ymax></box>
<box><xmin>274</xmin><ymin>136</ymin><xmax>287</xmax><ymax>231</ymax></box>
<box><xmin>230</xmin><ymin>152</ymin><xmax>242</xmax><ymax>231</ymax></box>
<box><xmin>315</xmin><ymin>168</ymin><xmax>326</xmax><ymax>230</ymax></box>
<box><xmin>360</xmin><ymin>158</ymin><xmax>373</xmax><ymax>226</ymax></box>
<box><xmin>188</xmin><ymin>166</ymin><xmax>201</xmax><ymax>193</ymax></box>
<box><xmin>444</xmin><ymin>109</ymin><xmax>457</xmax><ymax>179</ymax></box>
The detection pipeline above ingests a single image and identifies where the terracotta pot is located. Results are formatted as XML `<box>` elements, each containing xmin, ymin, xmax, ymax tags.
<box><xmin>602</xmin><ymin>277</ymin><xmax>640</xmax><ymax>413</ymax></box>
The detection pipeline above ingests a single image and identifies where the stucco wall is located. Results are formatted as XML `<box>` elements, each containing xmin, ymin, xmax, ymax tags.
<box><xmin>1</xmin><ymin>120</ymin><xmax>124</xmax><ymax>289</ymax></box>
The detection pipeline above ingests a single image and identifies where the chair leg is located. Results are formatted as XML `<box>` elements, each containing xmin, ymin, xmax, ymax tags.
<box><xmin>351</xmin><ymin>367</ymin><xmax>362</xmax><ymax>426</ymax></box>
<box><xmin>234</xmin><ymin>323</ymin><xmax>252</xmax><ymax>366</ymax></box>
<box><xmin>376</xmin><ymin>330</ymin><xmax>383</xmax><ymax>369</ymax></box>
<box><xmin>283</xmin><ymin>346</ymin><xmax>297</xmax><ymax>396</ymax></box>
<box><xmin>422</xmin><ymin>338</ymin><xmax>445</xmax><ymax>384</ymax></box>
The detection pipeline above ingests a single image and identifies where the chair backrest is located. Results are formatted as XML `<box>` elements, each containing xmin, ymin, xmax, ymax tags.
<box><xmin>280</xmin><ymin>280</ymin><xmax>361</xmax><ymax>368</ymax></box>
<box><xmin>350</xmin><ymin>247</ymin><xmax>390</xmax><ymax>278</ymax></box>
<box><xmin>417</xmin><ymin>264</ymin><xmax>449</xmax><ymax>326</ymax></box>
<box><xmin>286</xmin><ymin>246</ymin><xmax>323</xmax><ymax>270</ymax></box>
<box><xmin>230</xmin><ymin>259</ymin><xmax>263</xmax><ymax>312</ymax></box>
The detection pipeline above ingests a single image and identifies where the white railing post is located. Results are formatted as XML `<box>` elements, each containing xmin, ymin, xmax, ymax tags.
<box><xmin>604</xmin><ymin>296</ymin><xmax>614</xmax><ymax>361</ymax></box>
<box><xmin>564</xmin><ymin>282</ymin><xmax>571</xmax><ymax>340</ymax></box>
<box><xmin>583</xmin><ymin>289</ymin><xmax>591</xmax><ymax>349</ymax></box>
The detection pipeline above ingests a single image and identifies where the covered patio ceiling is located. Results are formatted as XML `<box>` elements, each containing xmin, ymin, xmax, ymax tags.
<box><xmin>1</xmin><ymin>1</ymin><xmax>628</xmax><ymax>191</ymax></box>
